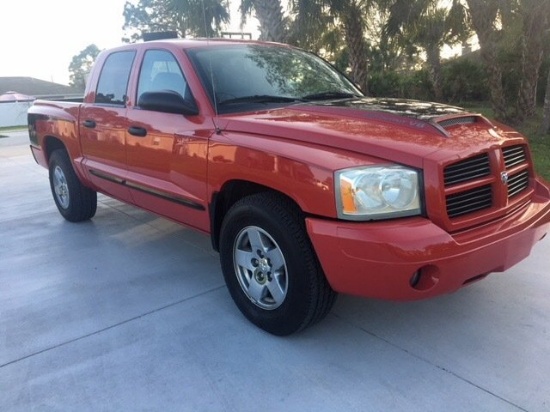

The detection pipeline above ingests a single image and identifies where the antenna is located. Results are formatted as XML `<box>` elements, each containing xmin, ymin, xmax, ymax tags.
<box><xmin>201</xmin><ymin>0</ymin><xmax>220</xmax><ymax>130</ymax></box>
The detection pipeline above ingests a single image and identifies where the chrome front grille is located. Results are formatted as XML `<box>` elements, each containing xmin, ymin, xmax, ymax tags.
<box><xmin>443</xmin><ymin>145</ymin><xmax>530</xmax><ymax>220</ymax></box>
<box><xmin>503</xmin><ymin>145</ymin><xmax>529</xmax><ymax>198</ymax></box>
<box><xmin>507</xmin><ymin>170</ymin><xmax>529</xmax><ymax>198</ymax></box>
<box><xmin>503</xmin><ymin>145</ymin><xmax>527</xmax><ymax>168</ymax></box>
<box><xmin>446</xmin><ymin>185</ymin><xmax>493</xmax><ymax>218</ymax></box>
<box><xmin>444</xmin><ymin>153</ymin><xmax>491</xmax><ymax>186</ymax></box>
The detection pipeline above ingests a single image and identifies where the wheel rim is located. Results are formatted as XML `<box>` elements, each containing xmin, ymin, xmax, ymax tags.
<box><xmin>233</xmin><ymin>226</ymin><xmax>288</xmax><ymax>310</ymax></box>
<box><xmin>52</xmin><ymin>165</ymin><xmax>70</xmax><ymax>209</ymax></box>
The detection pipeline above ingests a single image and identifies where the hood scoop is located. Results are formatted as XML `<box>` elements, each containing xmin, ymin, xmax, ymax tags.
<box><xmin>431</xmin><ymin>114</ymin><xmax>495</xmax><ymax>138</ymax></box>
<box><xmin>309</xmin><ymin>98</ymin><xmax>494</xmax><ymax>138</ymax></box>
<box><xmin>430</xmin><ymin>113</ymin><xmax>495</xmax><ymax>137</ymax></box>
<box><xmin>437</xmin><ymin>115</ymin><xmax>478</xmax><ymax>128</ymax></box>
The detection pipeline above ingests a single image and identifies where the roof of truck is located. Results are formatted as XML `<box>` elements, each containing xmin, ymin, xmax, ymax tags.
<box><xmin>107</xmin><ymin>38</ymin><xmax>293</xmax><ymax>52</ymax></box>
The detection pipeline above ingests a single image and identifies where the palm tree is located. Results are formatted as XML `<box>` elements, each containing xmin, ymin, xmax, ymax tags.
<box><xmin>123</xmin><ymin>0</ymin><xmax>182</xmax><ymax>42</ymax></box>
<box><xmin>464</xmin><ymin>0</ymin><xmax>508</xmax><ymax>120</ymax></box>
<box><xmin>166</xmin><ymin>0</ymin><xmax>230</xmax><ymax>37</ymax></box>
<box><xmin>289</xmin><ymin>0</ymin><xmax>338</xmax><ymax>53</ymax></box>
<box><xmin>123</xmin><ymin>0</ymin><xmax>230</xmax><ymax>42</ymax></box>
<box><xmin>516</xmin><ymin>0</ymin><xmax>550</xmax><ymax>121</ymax></box>
<box><xmin>384</xmin><ymin>0</ymin><xmax>470</xmax><ymax>102</ymax></box>
<box><xmin>541</xmin><ymin>68</ymin><xmax>550</xmax><ymax>135</ymax></box>
<box><xmin>290</xmin><ymin>0</ymin><xmax>372</xmax><ymax>93</ymax></box>
<box><xmin>240</xmin><ymin>0</ymin><xmax>288</xmax><ymax>42</ymax></box>
<box><xmin>466</xmin><ymin>0</ymin><xmax>550</xmax><ymax>122</ymax></box>
<box><xmin>334</xmin><ymin>1</ymin><xmax>372</xmax><ymax>93</ymax></box>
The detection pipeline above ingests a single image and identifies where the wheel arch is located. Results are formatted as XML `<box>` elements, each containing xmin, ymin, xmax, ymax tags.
<box><xmin>41</xmin><ymin>135</ymin><xmax>89</xmax><ymax>187</ymax></box>
<box><xmin>43</xmin><ymin>135</ymin><xmax>67</xmax><ymax>163</ymax></box>
<box><xmin>209</xmin><ymin>180</ymin><xmax>304</xmax><ymax>252</ymax></box>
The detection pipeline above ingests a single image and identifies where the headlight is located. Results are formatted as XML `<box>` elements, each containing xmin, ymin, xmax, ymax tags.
<box><xmin>335</xmin><ymin>165</ymin><xmax>422</xmax><ymax>220</ymax></box>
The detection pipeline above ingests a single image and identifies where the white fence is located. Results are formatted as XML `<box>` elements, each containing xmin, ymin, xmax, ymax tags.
<box><xmin>0</xmin><ymin>101</ymin><xmax>33</xmax><ymax>128</ymax></box>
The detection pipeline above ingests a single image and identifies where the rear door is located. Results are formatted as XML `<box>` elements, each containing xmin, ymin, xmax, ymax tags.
<box><xmin>125</xmin><ymin>48</ymin><xmax>210</xmax><ymax>231</ymax></box>
<box><xmin>80</xmin><ymin>50</ymin><xmax>136</xmax><ymax>203</ymax></box>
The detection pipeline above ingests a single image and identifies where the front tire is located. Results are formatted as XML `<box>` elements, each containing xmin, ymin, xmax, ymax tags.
<box><xmin>220</xmin><ymin>192</ymin><xmax>336</xmax><ymax>335</ymax></box>
<box><xmin>48</xmin><ymin>149</ymin><xmax>97</xmax><ymax>222</ymax></box>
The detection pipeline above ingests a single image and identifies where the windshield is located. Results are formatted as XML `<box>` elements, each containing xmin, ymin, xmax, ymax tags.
<box><xmin>187</xmin><ymin>44</ymin><xmax>363</xmax><ymax>114</ymax></box>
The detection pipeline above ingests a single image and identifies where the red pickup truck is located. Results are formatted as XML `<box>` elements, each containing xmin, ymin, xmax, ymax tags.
<box><xmin>28</xmin><ymin>39</ymin><xmax>550</xmax><ymax>335</ymax></box>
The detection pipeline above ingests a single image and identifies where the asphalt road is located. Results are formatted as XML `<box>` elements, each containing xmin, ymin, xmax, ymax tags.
<box><xmin>1</xmin><ymin>130</ymin><xmax>549</xmax><ymax>411</ymax></box>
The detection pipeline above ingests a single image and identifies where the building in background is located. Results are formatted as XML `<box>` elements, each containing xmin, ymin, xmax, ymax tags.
<box><xmin>0</xmin><ymin>77</ymin><xmax>81</xmax><ymax>128</ymax></box>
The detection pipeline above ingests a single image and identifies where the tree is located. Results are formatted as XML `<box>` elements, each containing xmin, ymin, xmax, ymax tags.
<box><xmin>240</xmin><ymin>0</ymin><xmax>288</xmax><ymax>42</ymax></box>
<box><xmin>68</xmin><ymin>44</ymin><xmax>101</xmax><ymax>91</ymax></box>
<box><xmin>289</xmin><ymin>0</ymin><xmax>372</xmax><ymax>93</ymax></box>
<box><xmin>515</xmin><ymin>0</ymin><xmax>550</xmax><ymax>121</ymax></box>
<box><xmin>335</xmin><ymin>1</ymin><xmax>371</xmax><ymax>93</ymax></box>
<box><xmin>465</xmin><ymin>0</ymin><xmax>550</xmax><ymax>122</ymax></box>
<box><xmin>363</xmin><ymin>3</ymin><xmax>416</xmax><ymax>73</ymax></box>
<box><xmin>166</xmin><ymin>0</ymin><xmax>230</xmax><ymax>37</ymax></box>
<box><xmin>383</xmin><ymin>0</ymin><xmax>470</xmax><ymax>102</ymax></box>
<box><xmin>122</xmin><ymin>0</ymin><xmax>229</xmax><ymax>42</ymax></box>
<box><xmin>541</xmin><ymin>68</ymin><xmax>550</xmax><ymax>135</ymax></box>
<box><xmin>464</xmin><ymin>0</ymin><xmax>511</xmax><ymax>120</ymax></box>
<box><xmin>288</xmin><ymin>0</ymin><xmax>337</xmax><ymax>52</ymax></box>
<box><xmin>123</xmin><ymin>0</ymin><xmax>178</xmax><ymax>42</ymax></box>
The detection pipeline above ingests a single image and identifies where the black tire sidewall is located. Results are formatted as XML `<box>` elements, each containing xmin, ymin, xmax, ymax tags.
<box><xmin>220</xmin><ymin>194</ymin><xmax>321</xmax><ymax>336</ymax></box>
<box><xmin>48</xmin><ymin>150</ymin><xmax>96</xmax><ymax>222</ymax></box>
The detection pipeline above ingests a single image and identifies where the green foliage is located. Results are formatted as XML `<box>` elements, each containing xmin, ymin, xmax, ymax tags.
<box><xmin>122</xmin><ymin>0</ymin><xmax>229</xmax><ymax>42</ymax></box>
<box><xmin>116</xmin><ymin>0</ymin><xmax>550</xmax><ymax>134</ymax></box>
<box><xmin>516</xmin><ymin>113</ymin><xmax>550</xmax><ymax>181</ymax></box>
<box><xmin>368</xmin><ymin>71</ymin><xmax>402</xmax><ymax>97</ymax></box>
<box><xmin>167</xmin><ymin>0</ymin><xmax>230</xmax><ymax>37</ymax></box>
<box><xmin>241</xmin><ymin>0</ymin><xmax>288</xmax><ymax>42</ymax></box>
<box><xmin>441</xmin><ymin>58</ymin><xmax>489</xmax><ymax>103</ymax></box>
<box><xmin>369</xmin><ymin>57</ymin><xmax>492</xmax><ymax>104</ymax></box>
<box><xmin>68</xmin><ymin>44</ymin><xmax>101</xmax><ymax>91</ymax></box>
<box><xmin>537</xmin><ymin>57</ymin><xmax>550</xmax><ymax>105</ymax></box>
<box><xmin>368</xmin><ymin>69</ymin><xmax>433</xmax><ymax>101</ymax></box>
<box><xmin>122</xmin><ymin>0</ymin><xmax>176</xmax><ymax>43</ymax></box>
<box><xmin>464</xmin><ymin>103</ymin><xmax>550</xmax><ymax>180</ymax></box>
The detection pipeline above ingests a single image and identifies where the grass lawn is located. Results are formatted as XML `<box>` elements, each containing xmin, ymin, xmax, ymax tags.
<box><xmin>462</xmin><ymin>103</ymin><xmax>550</xmax><ymax>181</ymax></box>
<box><xmin>0</xmin><ymin>126</ymin><xmax>26</xmax><ymax>138</ymax></box>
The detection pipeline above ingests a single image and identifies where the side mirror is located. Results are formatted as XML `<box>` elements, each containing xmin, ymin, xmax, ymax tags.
<box><xmin>138</xmin><ymin>90</ymin><xmax>199</xmax><ymax>115</ymax></box>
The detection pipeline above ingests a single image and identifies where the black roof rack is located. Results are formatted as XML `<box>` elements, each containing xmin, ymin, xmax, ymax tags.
<box><xmin>143</xmin><ymin>31</ymin><xmax>179</xmax><ymax>42</ymax></box>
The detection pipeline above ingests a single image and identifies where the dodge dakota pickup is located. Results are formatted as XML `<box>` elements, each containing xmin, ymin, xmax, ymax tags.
<box><xmin>28</xmin><ymin>38</ymin><xmax>550</xmax><ymax>335</ymax></box>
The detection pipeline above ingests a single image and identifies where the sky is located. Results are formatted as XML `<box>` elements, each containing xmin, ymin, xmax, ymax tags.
<box><xmin>0</xmin><ymin>0</ymin><xmax>255</xmax><ymax>86</ymax></box>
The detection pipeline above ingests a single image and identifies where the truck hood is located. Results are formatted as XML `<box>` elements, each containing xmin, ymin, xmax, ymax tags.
<box><xmin>217</xmin><ymin>98</ymin><xmax>516</xmax><ymax>168</ymax></box>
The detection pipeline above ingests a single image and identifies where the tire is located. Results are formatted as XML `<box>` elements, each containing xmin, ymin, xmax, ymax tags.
<box><xmin>48</xmin><ymin>149</ymin><xmax>97</xmax><ymax>222</ymax></box>
<box><xmin>219</xmin><ymin>192</ymin><xmax>337</xmax><ymax>336</ymax></box>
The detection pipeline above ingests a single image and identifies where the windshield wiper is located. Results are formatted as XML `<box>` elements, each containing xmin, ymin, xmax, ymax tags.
<box><xmin>301</xmin><ymin>91</ymin><xmax>359</xmax><ymax>101</ymax></box>
<box><xmin>218</xmin><ymin>95</ymin><xmax>302</xmax><ymax>106</ymax></box>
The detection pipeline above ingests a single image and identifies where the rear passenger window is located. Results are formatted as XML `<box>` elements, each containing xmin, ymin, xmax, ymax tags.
<box><xmin>137</xmin><ymin>50</ymin><xmax>188</xmax><ymax>102</ymax></box>
<box><xmin>95</xmin><ymin>51</ymin><xmax>136</xmax><ymax>105</ymax></box>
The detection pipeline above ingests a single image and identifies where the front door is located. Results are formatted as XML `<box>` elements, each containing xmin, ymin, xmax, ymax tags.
<box><xmin>125</xmin><ymin>48</ymin><xmax>210</xmax><ymax>231</ymax></box>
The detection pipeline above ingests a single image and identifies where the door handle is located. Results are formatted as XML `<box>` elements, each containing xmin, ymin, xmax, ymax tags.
<box><xmin>83</xmin><ymin>120</ymin><xmax>96</xmax><ymax>128</ymax></box>
<box><xmin>128</xmin><ymin>126</ymin><xmax>147</xmax><ymax>137</ymax></box>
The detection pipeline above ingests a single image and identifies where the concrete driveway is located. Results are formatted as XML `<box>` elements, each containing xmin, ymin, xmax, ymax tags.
<box><xmin>1</xmin><ymin>130</ymin><xmax>549</xmax><ymax>411</ymax></box>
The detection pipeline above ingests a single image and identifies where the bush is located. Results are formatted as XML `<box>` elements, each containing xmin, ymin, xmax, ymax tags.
<box><xmin>368</xmin><ymin>58</ymin><xmax>494</xmax><ymax>104</ymax></box>
<box><xmin>400</xmin><ymin>69</ymin><xmax>433</xmax><ymax>101</ymax></box>
<box><xmin>441</xmin><ymin>58</ymin><xmax>489</xmax><ymax>103</ymax></box>
<box><xmin>368</xmin><ymin>71</ymin><xmax>402</xmax><ymax>98</ymax></box>
<box><xmin>368</xmin><ymin>69</ymin><xmax>433</xmax><ymax>101</ymax></box>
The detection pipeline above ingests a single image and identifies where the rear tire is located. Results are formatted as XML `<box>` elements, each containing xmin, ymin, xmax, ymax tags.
<box><xmin>219</xmin><ymin>192</ymin><xmax>337</xmax><ymax>336</ymax></box>
<box><xmin>48</xmin><ymin>149</ymin><xmax>97</xmax><ymax>222</ymax></box>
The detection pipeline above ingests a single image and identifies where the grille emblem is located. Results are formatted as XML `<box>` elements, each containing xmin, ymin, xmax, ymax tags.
<box><xmin>501</xmin><ymin>171</ymin><xmax>510</xmax><ymax>185</ymax></box>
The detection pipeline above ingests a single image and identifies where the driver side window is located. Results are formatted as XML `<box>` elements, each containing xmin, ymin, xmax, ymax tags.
<box><xmin>137</xmin><ymin>50</ymin><xmax>188</xmax><ymax>102</ymax></box>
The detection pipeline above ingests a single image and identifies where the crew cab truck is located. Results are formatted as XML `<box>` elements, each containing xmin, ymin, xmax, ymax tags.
<box><xmin>28</xmin><ymin>39</ymin><xmax>550</xmax><ymax>335</ymax></box>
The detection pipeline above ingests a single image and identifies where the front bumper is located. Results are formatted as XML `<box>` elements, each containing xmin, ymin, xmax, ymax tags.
<box><xmin>307</xmin><ymin>178</ymin><xmax>550</xmax><ymax>301</ymax></box>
